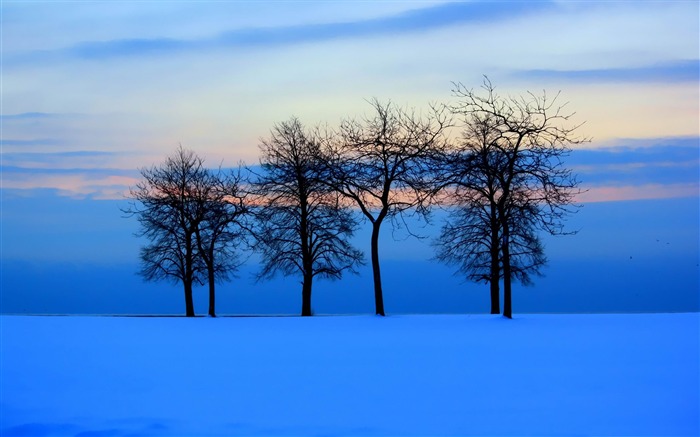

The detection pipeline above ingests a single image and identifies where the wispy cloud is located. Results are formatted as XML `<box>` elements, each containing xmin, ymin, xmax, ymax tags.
<box><xmin>572</xmin><ymin>137</ymin><xmax>699</xmax><ymax>185</ymax></box>
<box><xmin>0</xmin><ymin>112</ymin><xmax>57</xmax><ymax>120</ymax></box>
<box><xmin>3</xmin><ymin>136</ymin><xmax>697</xmax><ymax>203</ymax></box>
<box><xmin>570</xmin><ymin>136</ymin><xmax>699</xmax><ymax>202</ymax></box>
<box><xmin>518</xmin><ymin>59</ymin><xmax>700</xmax><ymax>83</ymax></box>
<box><xmin>577</xmin><ymin>183</ymin><xmax>699</xmax><ymax>203</ymax></box>
<box><xmin>1</xmin><ymin>113</ymin><xmax>84</xmax><ymax>149</ymax></box>
<box><xmin>0</xmin><ymin>139</ymin><xmax>64</xmax><ymax>147</ymax></box>
<box><xmin>1</xmin><ymin>149</ymin><xmax>141</xmax><ymax>199</ymax></box>
<box><xmin>599</xmin><ymin>136</ymin><xmax>700</xmax><ymax>149</ymax></box>
<box><xmin>1</xmin><ymin>166</ymin><xmax>139</xmax><ymax>200</ymax></box>
<box><xmin>5</xmin><ymin>1</ymin><xmax>553</xmax><ymax>65</ymax></box>
<box><xmin>1</xmin><ymin>151</ymin><xmax>119</xmax><ymax>167</ymax></box>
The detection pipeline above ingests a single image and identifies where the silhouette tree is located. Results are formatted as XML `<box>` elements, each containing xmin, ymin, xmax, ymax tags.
<box><xmin>441</xmin><ymin>78</ymin><xmax>585</xmax><ymax>318</ymax></box>
<box><xmin>192</xmin><ymin>167</ymin><xmax>249</xmax><ymax>317</ymax></box>
<box><xmin>433</xmin><ymin>114</ymin><xmax>504</xmax><ymax>314</ymax></box>
<box><xmin>252</xmin><ymin>118</ymin><xmax>363</xmax><ymax>316</ymax></box>
<box><xmin>125</xmin><ymin>146</ymin><xmax>247</xmax><ymax>317</ymax></box>
<box><xmin>434</xmin><ymin>113</ymin><xmax>546</xmax><ymax>314</ymax></box>
<box><xmin>322</xmin><ymin>99</ymin><xmax>450</xmax><ymax>316</ymax></box>
<box><xmin>434</xmin><ymin>198</ymin><xmax>546</xmax><ymax>314</ymax></box>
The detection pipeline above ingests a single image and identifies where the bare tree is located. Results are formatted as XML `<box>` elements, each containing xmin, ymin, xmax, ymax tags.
<box><xmin>434</xmin><ymin>112</ymin><xmax>545</xmax><ymax>314</ymax></box>
<box><xmin>434</xmin><ymin>200</ymin><xmax>546</xmax><ymax>314</ymax></box>
<box><xmin>125</xmin><ymin>146</ymin><xmax>206</xmax><ymax>316</ymax></box>
<box><xmin>252</xmin><ymin>118</ymin><xmax>364</xmax><ymax>316</ymax></box>
<box><xmin>433</xmin><ymin>114</ymin><xmax>504</xmax><ymax>314</ymax></box>
<box><xmin>124</xmin><ymin>146</ymin><xmax>247</xmax><ymax>317</ymax></box>
<box><xmin>192</xmin><ymin>167</ymin><xmax>249</xmax><ymax>317</ymax></box>
<box><xmin>443</xmin><ymin>78</ymin><xmax>586</xmax><ymax>318</ymax></box>
<box><xmin>322</xmin><ymin>99</ymin><xmax>450</xmax><ymax>316</ymax></box>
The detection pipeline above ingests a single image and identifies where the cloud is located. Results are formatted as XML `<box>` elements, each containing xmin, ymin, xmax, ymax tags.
<box><xmin>0</xmin><ymin>139</ymin><xmax>64</xmax><ymax>147</ymax></box>
<box><xmin>2</xmin><ymin>135</ymin><xmax>697</xmax><ymax>203</ymax></box>
<box><xmin>213</xmin><ymin>1</ymin><xmax>551</xmax><ymax>45</ymax></box>
<box><xmin>0</xmin><ymin>150</ymin><xmax>152</xmax><ymax>199</ymax></box>
<box><xmin>1</xmin><ymin>166</ymin><xmax>139</xmax><ymax>200</ymax></box>
<box><xmin>517</xmin><ymin>59</ymin><xmax>700</xmax><ymax>83</ymax></box>
<box><xmin>0</xmin><ymin>112</ymin><xmax>57</xmax><ymax>120</ymax></box>
<box><xmin>1</xmin><ymin>113</ymin><xmax>87</xmax><ymax>149</ymax></box>
<box><xmin>1</xmin><ymin>151</ymin><xmax>120</xmax><ymax>168</ymax></box>
<box><xmin>597</xmin><ymin>136</ymin><xmax>700</xmax><ymax>149</ymax></box>
<box><xmin>577</xmin><ymin>183</ymin><xmax>699</xmax><ymax>203</ymax></box>
<box><xmin>570</xmin><ymin>137</ymin><xmax>699</xmax><ymax>185</ymax></box>
<box><xmin>4</xmin><ymin>1</ymin><xmax>554</xmax><ymax>65</ymax></box>
<box><xmin>569</xmin><ymin>137</ymin><xmax>699</xmax><ymax>202</ymax></box>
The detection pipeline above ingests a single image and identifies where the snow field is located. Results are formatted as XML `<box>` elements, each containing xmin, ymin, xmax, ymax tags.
<box><xmin>1</xmin><ymin>313</ymin><xmax>698</xmax><ymax>436</ymax></box>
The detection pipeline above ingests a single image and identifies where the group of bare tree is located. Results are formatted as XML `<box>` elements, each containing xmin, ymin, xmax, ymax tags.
<box><xmin>434</xmin><ymin>79</ymin><xmax>585</xmax><ymax>318</ymax></box>
<box><xmin>123</xmin><ymin>148</ymin><xmax>248</xmax><ymax>317</ymax></box>
<box><xmin>125</xmin><ymin>78</ymin><xmax>585</xmax><ymax>318</ymax></box>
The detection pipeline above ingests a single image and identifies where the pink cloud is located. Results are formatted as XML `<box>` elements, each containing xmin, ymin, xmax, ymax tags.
<box><xmin>577</xmin><ymin>183</ymin><xmax>699</xmax><ymax>203</ymax></box>
<box><xmin>3</xmin><ymin>174</ymin><xmax>139</xmax><ymax>200</ymax></box>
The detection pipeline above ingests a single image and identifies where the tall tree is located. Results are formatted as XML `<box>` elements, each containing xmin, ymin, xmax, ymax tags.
<box><xmin>443</xmin><ymin>78</ymin><xmax>585</xmax><ymax>318</ymax></box>
<box><xmin>252</xmin><ymin>118</ymin><xmax>364</xmax><ymax>316</ymax></box>
<box><xmin>433</xmin><ymin>113</ymin><xmax>504</xmax><ymax>314</ymax></box>
<box><xmin>322</xmin><ymin>99</ymin><xmax>450</xmax><ymax>316</ymax></box>
<box><xmin>434</xmin><ymin>112</ymin><xmax>546</xmax><ymax>314</ymax></box>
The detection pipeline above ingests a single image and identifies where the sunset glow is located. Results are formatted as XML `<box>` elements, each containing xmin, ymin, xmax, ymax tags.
<box><xmin>1</xmin><ymin>1</ymin><xmax>698</xmax><ymax>316</ymax></box>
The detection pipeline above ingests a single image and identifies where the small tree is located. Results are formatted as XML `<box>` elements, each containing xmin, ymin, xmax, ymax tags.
<box><xmin>192</xmin><ymin>167</ymin><xmax>249</xmax><ymax>317</ymax></box>
<box><xmin>322</xmin><ymin>99</ymin><xmax>450</xmax><ymax>316</ymax></box>
<box><xmin>125</xmin><ymin>146</ymin><xmax>247</xmax><ymax>317</ymax></box>
<box><xmin>434</xmin><ymin>200</ymin><xmax>546</xmax><ymax>314</ymax></box>
<box><xmin>125</xmin><ymin>146</ymin><xmax>206</xmax><ymax>316</ymax></box>
<box><xmin>440</xmin><ymin>78</ymin><xmax>585</xmax><ymax>318</ymax></box>
<box><xmin>252</xmin><ymin>118</ymin><xmax>363</xmax><ymax>316</ymax></box>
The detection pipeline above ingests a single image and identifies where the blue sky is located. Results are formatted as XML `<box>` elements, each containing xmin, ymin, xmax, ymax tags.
<box><xmin>1</xmin><ymin>1</ymin><xmax>698</xmax><ymax>315</ymax></box>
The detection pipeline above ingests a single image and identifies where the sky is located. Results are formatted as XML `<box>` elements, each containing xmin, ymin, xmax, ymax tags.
<box><xmin>1</xmin><ymin>0</ymin><xmax>698</xmax><ymax>315</ymax></box>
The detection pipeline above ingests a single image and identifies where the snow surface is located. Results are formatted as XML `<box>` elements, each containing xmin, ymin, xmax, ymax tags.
<box><xmin>1</xmin><ymin>313</ymin><xmax>698</xmax><ymax>436</ymax></box>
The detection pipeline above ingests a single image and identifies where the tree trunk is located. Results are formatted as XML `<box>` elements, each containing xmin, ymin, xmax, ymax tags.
<box><xmin>370</xmin><ymin>221</ymin><xmax>385</xmax><ymax>316</ymax></box>
<box><xmin>208</xmin><ymin>268</ymin><xmax>216</xmax><ymax>318</ymax></box>
<box><xmin>299</xmin><ymin>196</ymin><xmax>314</xmax><ymax>317</ymax></box>
<box><xmin>490</xmin><ymin>275</ymin><xmax>500</xmax><ymax>315</ymax></box>
<box><xmin>489</xmin><ymin>204</ymin><xmax>500</xmax><ymax>314</ymax></box>
<box><xmin>502</xmin><ymin>225</ymin><xmax>512</xmax><ymax>319</ymax></box>
<box><xmin>184</xmin><ymin>280</ymin><xmax>195</xmax><ymax>317</ymax></box>
<box><xmin>184</xmin><ymin>231</ymin><xmax>196</xmax><ymax>317</ymax></box>
<box><xmin>301</xmin><ymin>274</ymin><xmax>313</xmax><ymax>316</ymax></box>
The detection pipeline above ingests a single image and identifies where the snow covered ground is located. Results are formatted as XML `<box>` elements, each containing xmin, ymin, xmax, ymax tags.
<box><xmin>1</xmin><ymin>313</ymin><xmax>698</xmax><ymax>436</ymax></box>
